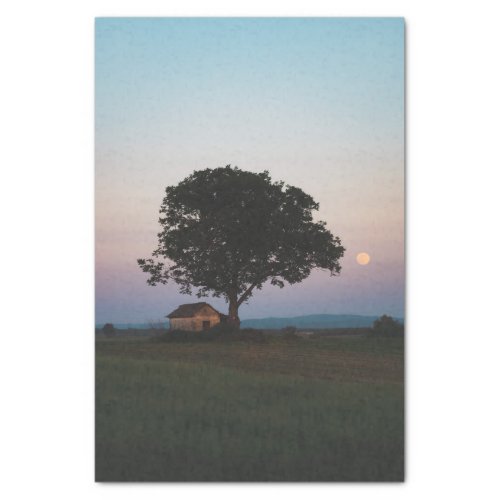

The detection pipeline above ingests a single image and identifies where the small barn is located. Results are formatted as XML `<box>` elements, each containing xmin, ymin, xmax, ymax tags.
<box><xmin>166</xmin><ymin>302</ymin><xmax>227</xmax><ymax>331</ymax></box>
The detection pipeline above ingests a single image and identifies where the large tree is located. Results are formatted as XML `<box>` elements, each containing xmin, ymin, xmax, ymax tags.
<box><xmin>138</xmin><ymin>166</ymin><xmax>345</xmax><ymax>326</ymax></box>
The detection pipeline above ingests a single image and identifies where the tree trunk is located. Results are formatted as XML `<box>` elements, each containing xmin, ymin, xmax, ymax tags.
<box><xmin>228</xmin><ymin>295</ymin><xmax>240</xmax><ymax>329</ymax></box>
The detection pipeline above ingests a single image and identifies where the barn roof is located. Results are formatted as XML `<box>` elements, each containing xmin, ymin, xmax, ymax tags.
<box><xmin>166</xmin><ymin>302</ymin><xmax>224</xmax><ymax>319</ymax></box>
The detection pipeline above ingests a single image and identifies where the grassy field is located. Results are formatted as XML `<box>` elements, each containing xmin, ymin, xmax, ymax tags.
<box><xmin>96</xmin><ymin>334</ymin><xmax>404</xmax><ymax>481</ymax></box>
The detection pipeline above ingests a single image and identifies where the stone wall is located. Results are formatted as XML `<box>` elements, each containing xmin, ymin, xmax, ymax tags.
<box><xmin>170</xmin><ymin>310</ymin><xmax>221</xmax><ymax>331</ymax></box>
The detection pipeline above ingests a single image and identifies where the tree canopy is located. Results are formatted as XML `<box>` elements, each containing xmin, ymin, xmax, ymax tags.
<box><xmin>138</xmin><ymin>165</ymin><xmax>345</xmax><ymax>326</ymax></box>
<box><xmin>372</xmin><ymin>315</ymin><xmax>404</xmax><ymax>336</ymax></box>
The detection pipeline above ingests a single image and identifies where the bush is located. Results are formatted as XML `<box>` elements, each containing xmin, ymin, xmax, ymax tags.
<box><xmin>372</xmin><ymin>315</ymin><xmax>404</xmax><ymax>337</ymax></box>
<box><xmin>153</xmin><ymin>324</ymin><xmax>267</xmax><ymax>344</ymax></box>
<box><xmin>154</xmin><ymin>330</ymin><xmax>206</xmax><ymax>343</ymax></box>
<box><xmin>102</xmin><ymin>323</ymin><xmax>116</xmax><ymax>337</ymax></box>
<box><xmin>208</xmin><ymin>323</ymin><xmax>239</xmax><ymax>336</ymax></box>
<box><xmin>209</xmin><ymin>324</ymin><xmax>267</xmax><ymax>343</ymax></box>
<box><xmin>280</xmin><ymin>325</ymin><xmax>300</xmax><ymax>340</ymax></box>
<box><xmin>238</xmin><ymin>328</ymin><xmax>267</xmax><ymax>343</ymax></box>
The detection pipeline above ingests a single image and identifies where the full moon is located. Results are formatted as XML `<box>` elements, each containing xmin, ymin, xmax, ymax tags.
<box><xmin>356</xmin><ymin>252</ymin><xmax>371</xmax><ymax>265</ymax></box>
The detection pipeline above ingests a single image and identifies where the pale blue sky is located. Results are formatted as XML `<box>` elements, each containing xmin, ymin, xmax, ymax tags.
<box><xmin>95</xmin><ymin>18</ymin><xmax>404</xmax><ymax>323</ymax></box>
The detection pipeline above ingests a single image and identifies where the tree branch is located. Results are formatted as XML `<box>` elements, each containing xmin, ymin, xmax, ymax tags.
<box><xmin>237</xmin><ymin>283</ymin><xmax>258</xmax><ymax>306</ymax></box>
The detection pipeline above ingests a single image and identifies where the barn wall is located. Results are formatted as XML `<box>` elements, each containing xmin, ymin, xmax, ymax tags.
<box><xmin>170</xmin><ymin>311</ymin><xmax>221</xmax><ymax>331</ymax></box>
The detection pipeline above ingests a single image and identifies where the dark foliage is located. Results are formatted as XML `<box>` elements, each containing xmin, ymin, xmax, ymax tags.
<box><xmin>153</xmin><ymin>325</ymin><xmax>267</xmax><ymax>344</ymax></box>
<box><xmin>102</xmin><ymin>323</ymin><xmax>116</xmax><ymax>337</ymax></box>
<box><xmin>138</xmin><ymin>165</ymin><xmax>344</xmax><ymax>325</ymax></box>
<box><xmin>281</xmin><ymin>325</ymin><xmax>301</xmax><ymax>340</ymax></box>
<box><xmin>372</xmin><ymin>315</ymin><xmax>404</xmax><ymax>337</ymax></box>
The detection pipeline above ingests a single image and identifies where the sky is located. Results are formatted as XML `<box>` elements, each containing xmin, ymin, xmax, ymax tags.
<box><xmin>95</xmin><ymin>18</ymin><xmax>404</xmax><ymax>324</ymax></box>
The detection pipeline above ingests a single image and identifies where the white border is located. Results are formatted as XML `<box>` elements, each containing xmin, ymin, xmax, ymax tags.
<box><xmin>2</xmin><ymin>1</ymin><xmax>500</xmax><ymax>498</ymax></box>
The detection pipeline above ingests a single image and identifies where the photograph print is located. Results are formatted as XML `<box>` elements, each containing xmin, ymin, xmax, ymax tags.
<box><xmin>95</xmin><ymin>17</ymin><xmax>405</xmax><ymax>482</ymax></box>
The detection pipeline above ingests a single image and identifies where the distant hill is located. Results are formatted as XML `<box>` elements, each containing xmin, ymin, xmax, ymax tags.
<box><xmin>240</xmin><ymin>314</ymin><xmax>404</xmax><ymax>329</ymax></box>
<box><xmin>96</xmin><ymin>314</ymin><xmax>403</xmax><ymax>330</ymax></box>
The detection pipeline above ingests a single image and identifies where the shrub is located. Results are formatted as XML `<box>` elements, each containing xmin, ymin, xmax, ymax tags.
<box><xmin>238</xmin><ymin>328</ymin><xmax>267</xmax><ymax>343</ymax></box>
<box><xmin>209</xmin><ymin>323</ymin><xmax>239</xmax><ymax>336</ymax></box>
<box><xmin>154</xmin><ymin>330</ymin><xmax>206</xmax><ymax>343</ymax></box>
<box><xmin>102</xmin><ymin>323</ymin><xmax>116</xmax><ymax>337</ymax></box>
<box><xmin>209</xmin><ymin>324</ymin><xmax>267</xmax><ymax>343</ymax></box>
<box><xmin>372</xmin><ymin>315</ymin><xmax>404</xmax><ymax>337</ymax></box>
<box><xmin>153</xmin><ymin>325</ymin><xmax>267</xmax><ymax>344</ymax></box>
<box><xmin>280</xmin><ymin>325</ymin><xmax>300</xmax><ymax>340</ymax></box>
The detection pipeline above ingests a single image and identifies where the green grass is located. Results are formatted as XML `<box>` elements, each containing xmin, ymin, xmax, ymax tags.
<box><xmin>96</xmin><ymin>336</ymin><xmax>404</xmax><ymax>481</ymax></box>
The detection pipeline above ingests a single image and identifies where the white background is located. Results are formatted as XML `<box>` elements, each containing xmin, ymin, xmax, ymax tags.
<box><xmin>1</xmin><ymin>1</ymin><xmax>499</xmax><ymax>499</ymax></box>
